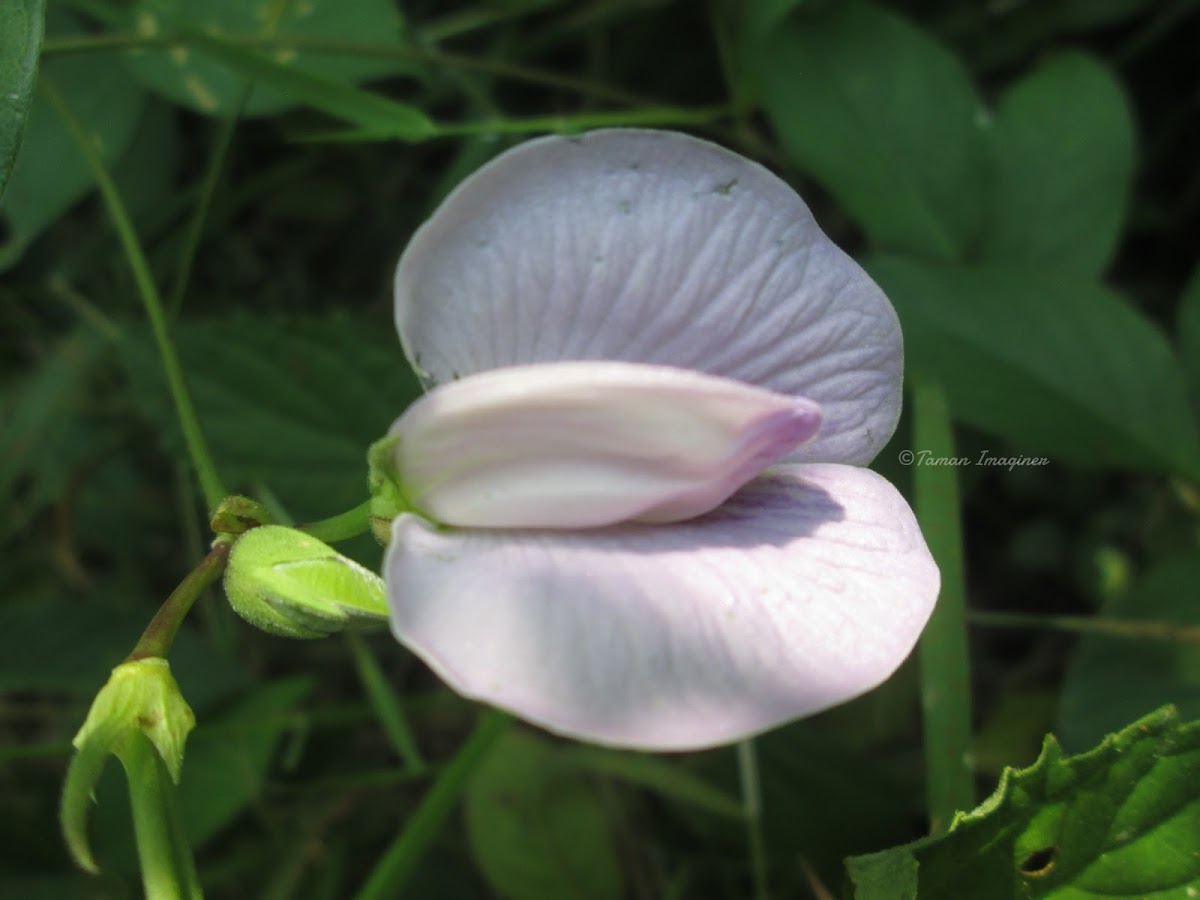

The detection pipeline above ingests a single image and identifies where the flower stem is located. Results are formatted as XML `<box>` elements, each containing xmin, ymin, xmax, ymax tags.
<box><xmin>345</xmin><ymin>631</ymin><xmax>427</xmax><ymax>773</ymax></box>
<box><xmin>129</xmin><ymin>543</ymin><xmax>231</xmax><ymax>662</ymax></box>
<box><xmin>910</xmin><ymin>376</ymin><xmax>975</xmax><ymax>832</ymax></box>
<box><xmin>353</xmin><ymin>709</ymin><xmax>511</xmax><ymax>900</ymax></box>
<box><xmin>39</xmin><ymin>76</ymin><xmax>227</xmax><ymax>512</ymax></box>
<box><xmin>299</xmin><ymin>499</ymin><xmax>374</xmax><ymax>543</ymax></box>
<box><xmin>968</xmin><ymin>609</ymin><xmax>1200</xmax><ymax>643</ymax></box>
<box><xmin>737</xmin><ymin>739</ymin><xmax>770</xmax><ymax>900</ymax></box>
<box><xmin>116</xmin><ymin>733</ymin><xmax>203</xmax><ymax>900</ymax></box>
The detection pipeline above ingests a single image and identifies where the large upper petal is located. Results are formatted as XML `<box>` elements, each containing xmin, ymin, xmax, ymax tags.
<box><xmin>394</xmin><ymin>129</ymin><xmax>903</xmax><ymax>466</ymax></box>
<box><xmin>385</xmin><ymin>464</ymin><xmax>939</xmax><ymax>751</ymax></box>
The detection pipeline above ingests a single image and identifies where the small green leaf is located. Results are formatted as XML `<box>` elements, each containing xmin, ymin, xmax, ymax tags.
<box><xmin>979</xmin><ymin>52</ymin><xmax>1135</xmax><ymax>276</ymax></box>
<box><xmin>465</xmin><ymin>729</ymin><xmax>623</xmax><ymax>900</ymax></box>
<box><xmin>868</xmin><ymin>255</ymin><xmax>1200</xmax><ymax>479</ymax></box>
<box><xmin>119</xmin><ymin>0</ymin><xmax>413</xmax><ymax>117</ymax></box>
<box><xmin>183</xmin><ymin>31</ymin><xmax>433</xmax><ymax>139</ymax></box>
<box><xmin>748</xmin><ymin>0</ymin><xmax>986</xmax><ymax>261</ymax></box>
<box><xmin>1060</xmin><ymin>553</ymin><xmax>1200</xmax><ymax>752</ymax></box>
<box><xmin>846</xmin><ymin>707</ymin><xmax>1200</xmax><ymax>898</ymax></box>
<box><xmin>0</xmin><ymin>0</ymin><xmax>45</xmax><ymax>200</ymax></box>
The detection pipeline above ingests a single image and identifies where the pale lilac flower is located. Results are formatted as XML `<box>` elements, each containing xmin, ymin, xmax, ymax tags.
<box><xmin>380</xmin><ymin>130</ymin><xmax>939</xmax><ymax>751</ymax></box>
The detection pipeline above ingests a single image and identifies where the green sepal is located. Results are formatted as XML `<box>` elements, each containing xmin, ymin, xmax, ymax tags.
<box><xmin>367</xmin><ymin>434</ymin><xmax>415</xmax><ymax>542</ymax></box>
<box><xmin>61</xmin><ymin>716</ymin><xmax>121</xmax><ymax>873</ymax></box>
<box><xmin>209</xmin><ymin>494</ymin><xmax>271</xmax><ymax>537</ymax></box>
<box><xmin>73</xmin><ymin>658</ymin><xmax>195</xmax><ymax>783</ymax></box>
<box><xmin>62</xmin><ymin>658</ymin><xmax>196</xmax><ymax>873</ymax></box>
<box><xmin>223</xmin><ymin>525</ymin><xmax>389</xmax><ymax>639</ymax></box>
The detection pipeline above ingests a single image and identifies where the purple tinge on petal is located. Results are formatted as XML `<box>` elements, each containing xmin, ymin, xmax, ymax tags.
<box><xmin>394</xmin><ymin>129</ymin><xmax>903</xmax><ymax>466</ymax></box>
<box><xmin>385</xmin><ymin>464</ymin><xmax>940</xmax><ymax>751</ymax></box>
<box><xmin>388</xmin><ymin>360</ymin><xmax>821</xmax><ymax>529</ymax></box>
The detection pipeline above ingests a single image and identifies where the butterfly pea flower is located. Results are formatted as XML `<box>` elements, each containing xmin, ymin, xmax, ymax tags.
<box><xmin>375</xmin><ymin>129</ymin><xmax>939</xmax><ymax>751</ymax></box>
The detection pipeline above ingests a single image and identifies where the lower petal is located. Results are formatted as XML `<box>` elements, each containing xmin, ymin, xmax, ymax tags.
<box><xmin>384</xmin><ymin>464</ymin><xmax>939</xmax><ymax>751</ymax></box>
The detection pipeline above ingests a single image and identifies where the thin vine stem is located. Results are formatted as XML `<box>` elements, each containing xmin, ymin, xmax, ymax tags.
<box><xmin>128</xmin><ymin>542</ymin><xmax>231</xmax><ymax>662</ymax></box>
<box><xmin>40</xmin><ymin>76</ymin><xmax>227</xmax><ymax>511</ymax></box>
<box><xmin>116</xmin><ymin>734</ymin><xmax>204</xmax><ymax>900</ymax></box>
<box><xmin>737</xmin><ymin>739</ymin><xmax>770</xmax><ymax>900</ymax></box>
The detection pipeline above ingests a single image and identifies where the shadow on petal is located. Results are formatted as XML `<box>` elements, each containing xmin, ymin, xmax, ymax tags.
<box><xmin>385</xmin><ymin>464</ymin><xmax>938</xmax><ymax>750</ymax></box>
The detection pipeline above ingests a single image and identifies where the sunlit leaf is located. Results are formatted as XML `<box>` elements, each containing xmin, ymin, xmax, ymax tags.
<box><xmin>749</xmin><ymin>0</ymin><xmax>987</xmax><ymax>261</ymax></box>
<box><xmin>979</xmin><ymin>52</ymin><xmax>1135</xmax><ymax>276</ymax></box>
<box><xmin>868</xmin><ymin>255</ymin><xmax>1200</xmax><ymax>480</ymax></box>
<box><xmin>846</xmin><ymin>707</ymin><xmax>1200</xmax><ymax>898</ymax></box>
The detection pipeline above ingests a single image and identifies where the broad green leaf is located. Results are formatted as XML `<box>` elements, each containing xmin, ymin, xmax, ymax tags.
<box><xmin>0</xmin><ymin>597</ymin><xmax>249</xmax><ymax>711</ymax></box>
<box><xmin>120</xmin><ymin>313</ymin><xmax>423</xmax><ymax>522</ymax></box>
<box><xmin>0</xmin><ymin>0</ymin><xmax>45</xmax><ymax>200</ymax></box>
<box><xmin>465</xmin><ymin>729</ymin><xmax>623</xmax><ymax>900</ymax></box>
<box><xmin>1179</xmin><ymin>265</ymin><xmax>1200</xmax><ymax>404</ymax></box>
<box><xmin>749</xmin><ymin>0</ymin><xmax>986</xmax><ymax>261</ymax></box>
<box><xmin>119</xmin><ymin>0</ymin><xmax>412</xmax><ymax>117</ymax></box>
<box><xmin>1059</xmin><ymin>554</ymin><xmax>1200</xmax><ymax>752</ymax></box>
<box><xmin>979</xmin><ymin>52</ymin><xmax>1135</xmax><ymax>276</ymax></box>
<box><xmin>846</xmin><ymin>707</ymin><xmax>1200</xmax><ymax>899</ymax></box>
<box><xmin>867</xmin><ymin>255</ymin><xmax>1200</xmax><ymax>479</ymax></box>
<box><xmin>184</xmin><ymin>32</ymin><xmax>433</xmax><ymax>139</ymax></box>
<box><xmin>0</xmin><ymin>6</ymin><xmax>145</xmax><ymax>269</ymax></box>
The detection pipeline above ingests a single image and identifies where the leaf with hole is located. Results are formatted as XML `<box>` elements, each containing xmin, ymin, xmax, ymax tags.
<box><xmin>846</xmin><ymin>707</ymin><xmax>1200</xmax><ymax>899</ymax></box>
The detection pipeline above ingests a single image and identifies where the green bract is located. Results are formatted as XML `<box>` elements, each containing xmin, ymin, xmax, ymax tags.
<box><xmin>62</xmin><ymin>657</ymin><xmax>195</xmax><ymax>872</ymax></box>
<box><xmin>223</xmin><ymin>525</ymin><xmax>388</xmax><ymax>639</ymax></box>
<box><xmin>72</xmin><ymin>657</ymin><xmax>194</xmax><ymax>782</ymax></box>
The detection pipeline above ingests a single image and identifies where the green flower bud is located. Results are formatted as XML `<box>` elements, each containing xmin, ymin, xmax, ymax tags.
<box><xmin>223</xmin><ymin>525</ymin><xmax>389</xmax><ymax>639</ymax></box>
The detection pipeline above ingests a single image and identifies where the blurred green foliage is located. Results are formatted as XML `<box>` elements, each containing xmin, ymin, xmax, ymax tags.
<box><xmin>2</xmin><ymin>0</ymin><xmax>1198</xmax><ymax>898</ymax></box>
